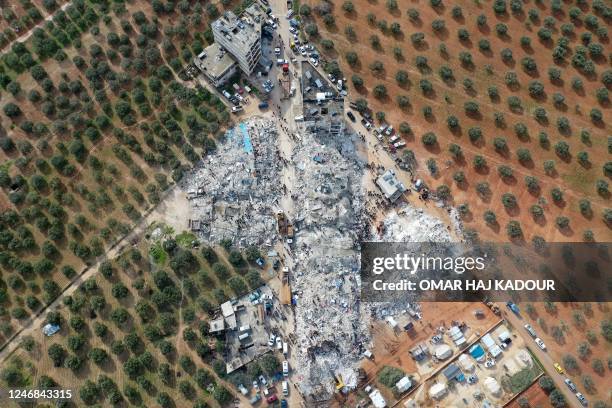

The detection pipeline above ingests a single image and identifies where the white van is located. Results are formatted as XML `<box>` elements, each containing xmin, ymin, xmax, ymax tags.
<box><xmin>282</xmin><ymin>380</ymin><xmax>289</xmax><ymax>396</ymax></box>
<box><xmin>282</xmin><ymin>360</ymin><xmax>289</xmax><ymax>376</ymax></box>
<box><xmin>282</xmin><ymin>342</ymin><xmax>288</xmax><ymax>355</ymax></box>
<box><xmin>294</xmin><ymin>115</ymin><xmax>304</xmax><ymax>122</ymax></box>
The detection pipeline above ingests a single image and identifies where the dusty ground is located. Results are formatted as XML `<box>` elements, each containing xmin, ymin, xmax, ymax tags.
<box><xmin>522</xmin><ymin>302</ymin><xmax>612</xmax><ymax>403</ymax></box>
<box><xmin>358</xmin><ymin>302</ymin><xmax>501</xmax><ymax>406</ymax></box>
<box><xmin>305</xmin><ymin>0</ymin><xmax>611</xmax><ymax>243</ymax></box>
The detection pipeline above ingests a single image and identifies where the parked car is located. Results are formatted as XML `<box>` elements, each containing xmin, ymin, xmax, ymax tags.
<box><xmin>346</xmin><ymin>111</ymin><xmax>356</xmax><ymax>122</ymax></box>
<box><xmin>253</xmin><ymin>380</ymin><xmax>259</xmax><ymax>392</ymax></box>
<box><xmin>553</xmin><ymin>362</ymin><xmax>564</xmax><ymax>374</ymax></box>
<box><xmin>564</xmin><ymin>378</ymin><xmax>577</xmax><ymax>392</ymax></box>
<box><xmin>524</xmin><ymin>324</ymin><xmax>536</xmax><ymax>338</ymax></box>
<box><xmin>259</xmin><ymin>375</ymin><xmax>268</xmax><ymax>386</ymax></box>
<box><xmin>282</xmin><ymin>360</ymin><xmax>289</xmax><ymax>376</ymax></box>
<box><xmin>258</xmin><ymin>102</ymin><xmax>269</xmax><ymax>110</ymax></box>
<box><xmin>282</xmin><ymin>380</ymin><xmax>289</xmax><ymax>396</ymax></box>
<box><xmin>268</xmin><ymin>333</ymin><xmax>275</xmax><ymax>346</ymax></box>
<box><xmin>309</xmin><ymin>58</ymin><xmax>318</xmax><ymax>66</ymax></box>
<box><xmin>534</xmin><ymin>338</ymin><xmax>546</xmax><ymax>350</ymax></box>
<box><xmin>274</xmin><ymin>47</ymin><xmax>281</xmax><ymax>55</ymax></box>
<box><xmin>281</xmin><ymin>400</ymin><xmax>288</xmax><ymax>408</ymax></box>
<box><xmin>266</xmin><ymin>394</ymin><xmax>278</xmax><ymax>404</ymax></box>
<box><xmin>276</xmin><ymin>337</ymin><xmax>282</xmax><ymax>350</ymax></box>
<box><xmin>575</xmin><ymin>392</ymin><xmax>588</xmax><ymax>407</ymax></box>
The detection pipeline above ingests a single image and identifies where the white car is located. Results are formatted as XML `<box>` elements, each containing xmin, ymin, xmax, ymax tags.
<box><xmin>268</xmin><ymin>334</ymin><xmax>276</xmax><ymax>347</ymax></box>
<box><xmin>276</xmin><ymin>337</ymin><xmax>283</xmax><ymax>350</ymax></box>
<box><xmin>274</xmin><ymin>47</ymin><xmax>281</xmax><ymax>55</ymax></box>
<box><xmin>310</xmin><ymin>58</ymin><xmax>318</xmax><ymax>66</ymax></box>
<box><xmin>299</xmin><ymin>47</ymin><xmax>307</xmax><ymax>56</ymax></box>
<box><xmin>534</xmin><ymin>338</ymin><xmax>546</xmax><ymax>350</ymax></box>
<box><xmin>576</xmin><ymin>392</ymin><xmax>588</xmax><ymax>407</ymax></box>
<box><xmin>253</xmin><ymin>380</ymin><xmax>259</xmax><ymax>391</ymax></box>
<box><xmin>289</xmin><ymin>27</ymin><xmax>297</xmax><ymax>34</ymax></box>
<box><xmin>282</xmin><ymin>360</ymin><xmax>289</xmax><ymax>376</ymax></box>
<box><xmin>258</xmin><ymin>375</ymin><xmax>267</xmax><ymax>386</ymax></box>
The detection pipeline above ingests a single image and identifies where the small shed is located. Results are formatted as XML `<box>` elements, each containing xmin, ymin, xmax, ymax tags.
<box><xmin>442</xmin><ymin>364</ymin><xmax>463</xmax><ymax>382</ymax></box>
<box><xmin>395</xmin><ymin>376</ymin><xmax>412</xmax><ymax>393</ymax></box>
<box><xmin>458</xmin><ymin>354</ymin><xmax>475</xmax><ymax>371</ymax></box>
<box><xmin>409</xmin><ymin>343</ymin><xmax>428</xmax><ymax>361</ymax></box>
<box><xmin>484</xmin><ymin>377</ymin><xmax>501</xmax><ymax>396</ymax></box>
<box><xmin>469</xmin><ymin>344</ymin><xmax>486</xmax><ymax>362</ymax></box>
<box><xmin>434</xmin><ymin>344</ymin><xmax>452</xmax><ymax>360</ymax></box>
<box><xmin>368</xmin><ymin>389</ymin><xmax>387</xmax><ymax>408</ymax></box>
<box><xmin>429</xmin><ymin>383</ymin><xmax>447</xmax><ymax>399</ymax></box>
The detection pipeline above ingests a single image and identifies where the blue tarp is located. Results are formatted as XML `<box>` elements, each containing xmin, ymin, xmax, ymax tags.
<box><xmin>469</xmin><ymin>344</ymin><xmax>485</xmax><ymax>359</ymax></box>
<box><xmin>240</xmin><ymin>122</ymin><xmax>253</xmax><ymax>153</ymax></box>
<box><xmin>43</xmin><ymin>324</ymin><xmax>60</xmax><ymax>336</ymax></box>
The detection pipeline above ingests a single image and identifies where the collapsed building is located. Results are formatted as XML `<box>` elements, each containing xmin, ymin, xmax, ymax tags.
<box><xmin>289</xmin><ymin>124</ymin><xmax>369</xmax><ymax>400</ymax></box>
<box><xmin>182</xmin><ymin>118</ymin><xmax>282</xmax><ymax>247</ymax></box>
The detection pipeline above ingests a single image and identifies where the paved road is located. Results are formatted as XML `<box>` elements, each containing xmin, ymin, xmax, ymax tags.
<box><xmin>500</xmin><ymin>306</ymin><xmax>581</xmax><ymax>408</ymax></box>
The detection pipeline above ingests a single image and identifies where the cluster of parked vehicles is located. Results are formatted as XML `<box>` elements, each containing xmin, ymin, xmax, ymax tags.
<box><xmin>524</xmin><ymin>323</ymin><xmax>588</xmax><ymax>406</ymax></box>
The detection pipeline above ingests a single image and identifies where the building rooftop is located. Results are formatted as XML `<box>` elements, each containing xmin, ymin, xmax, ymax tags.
<box><xmin>376</xmin><ymin>170</ymin><xmax>406</xmax><ymax>201</ymax></box>
<box><xmin>194</xmin><ymin>42</ymin><xmax>236</xmax><ymax>79</ymax></box>
<box><xmin>212</xmin><ymin>4</ymin><xmax>265</xmax><ymax>46</ymax></box>
<box><xmin>209</xmin><ymin>317</ymin><xmax>225</xmax><ymax>333</ymax></box>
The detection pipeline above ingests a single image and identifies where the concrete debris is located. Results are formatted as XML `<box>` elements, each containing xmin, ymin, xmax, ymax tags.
<box><xmin>290</xmin><ymin>127</ymin><xmax>369</xmax><ymax>398</ymax></box>
<box><xmin>182</xmin><ymin>118</ymin><xmax>282</xmax><ymax>247</ymax></box>
<box><xmin>376</xmin><ymin>205</ymin><xmax>453</xmax><ymax>243</ymax></box>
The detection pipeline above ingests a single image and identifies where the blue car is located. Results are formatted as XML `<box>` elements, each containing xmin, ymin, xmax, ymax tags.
<box><xmin>258</xmin><ymin>102</ymin><xmax>269</xmax><ymax>109</ymax></box>
<box><xmin>281</xmin><ymin>399</ymin><xmax>288</xmax><ymax>408</ymax></box>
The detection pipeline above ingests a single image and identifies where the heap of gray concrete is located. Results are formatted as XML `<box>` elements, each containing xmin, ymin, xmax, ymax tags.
<box><xmin>182</xmin><ymin>118</ymin><xmax>282</xmax><ymax>247</ymax></box>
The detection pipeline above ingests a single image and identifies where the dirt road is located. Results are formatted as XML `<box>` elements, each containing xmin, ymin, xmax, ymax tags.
<box><xmin>0</xmin><ymin>184</ymin><xmax>180</xmax><ymax>363</ymax></box>
<box><xmin>500</xmin><ymin>307</ymin><xmax>581</xmax><ymax>408</ymax></box>
<box><xmin>1</xmin><ymin>1</ymin><xmax>72</xmax><ymax>51</ymax></box>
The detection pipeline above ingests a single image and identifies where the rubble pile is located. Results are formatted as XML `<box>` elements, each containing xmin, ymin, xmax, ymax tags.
<box><xmin>290</xmin><ymin>129</ymin><xmax>369</xmax><ymax>397</ymax></box>
<box><xmin>182</xmin><ymin>118</ymin><xmax>282</xmax><ymax>247</ymax></box>
<box><xmin>377</xmin><ymin>205</ymin><xmax>454</xmax><ymax>243</ymax></box>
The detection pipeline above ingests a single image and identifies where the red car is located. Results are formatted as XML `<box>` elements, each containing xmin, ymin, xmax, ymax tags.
<box><xmin>267</xmin><ymin>394</ymin><xmax>278</xmax><ymax>404</ymax></box>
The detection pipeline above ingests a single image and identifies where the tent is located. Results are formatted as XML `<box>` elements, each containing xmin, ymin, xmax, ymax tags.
<box><xmin>469</xmin><ymin>344</ymin><xmax>486</xmax><ymax>362</ymax></box>
<box><xmin>443</xmin><ymin>364</ymin><xmax>463</xmax><ymax>381</ymax></box>
<box><xmin>481</xmin><ymin>334</ymin><xmax>502</xmax><ymax>358</ymax></box>
<box><xmin>458</xmin><ymin>354</ymin><xmax>475</xmax><ymax>371</ymax></box>
<box><xmin>42</xmin><ymin>324</ymin><xmax>60</xmax><ymax>336</ymax></box>
<box><xmin>395</xmin><ymin>376</ymin><xmax>412</xmax><ymax>393</ymax></box>
<box><xmin>369</xmin><ymin>389</ymin><xmax>387</xmax><ymax>408</ymax></box>
<box><xmin>449</xmin><ymin>326</ymin><xmax>466</xmax><ymax>347</ymax></box>
<box><xmin>429</xmin><ymin>383</ymin><xmax>447</xmax><ymax>399</ymax></box>
<box><xmin>484</xmin><ymin>377</ymin><xmax>502</xmax><ymax>396</ymax></box>
<box><xmin>434</xmin><ymin>344</ymin><xmax>452</xmax><ymax>360</ymax></box>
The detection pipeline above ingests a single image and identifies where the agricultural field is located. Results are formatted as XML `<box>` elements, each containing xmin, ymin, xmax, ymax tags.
<box><xmin>0</xmin><ymin>0</ymin><xmax>240</xmax><ymax>349</ymax></box>
<box><xmin>0</xmin><ymin>0</ymin><xmax>71</xmax><ymax>48</ymax></box>
<box><xmin>2</xmin><ymin>225</ymin><xmax>271</xmax><ymax>407</ymax></box>
<box><xmin>301</xmin><ymin>0</ymin><xmax>611</xmax><ymax>243</ymax></box>
<box><xmin>522</xmin><ymin>302</ymin><xmax>612</xmax><ymax>405</ymax></box>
